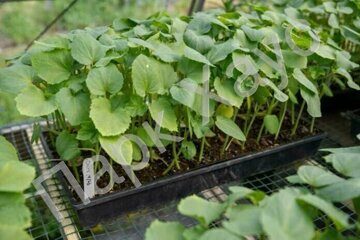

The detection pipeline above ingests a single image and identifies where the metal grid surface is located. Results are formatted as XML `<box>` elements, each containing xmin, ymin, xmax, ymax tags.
<box><xmin>0</xmin><ymin>119</ymin><xmax>358</xmax><ymax>240</ymax></box>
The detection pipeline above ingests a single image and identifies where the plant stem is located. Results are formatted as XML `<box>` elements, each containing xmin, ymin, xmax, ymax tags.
<box><xmin>187</xmin><ymin>107</ymin><xmax>193</xmax><ymax>139</ymax></box>
<box><xmin>291</xmin><ymin>103</ymin><xmax>295</xmax><ymax>125</ymax></box>
<box><xmin>221</xmin><ymin>135</ymin><xmax>229</xmax><ymax>158</ymax></box>
<box><xmin>198</xmin><ymin>137</ymin><xmax>206</xmax><ymax>163</ymax></box>
<box><xmin>163</xmin><ymin>142</ymin><xmax>180</xmax><ymax>175</ymax></box>
<box><xmin>310</xmin><ymin>118</ymin><xmax>315</xmax><ymax>133</ymax></box>
<box><xmin>71</xmin><ymin>158</ymin><xmax>80</xmax><ymax>183</ymax></box>
<box><xmin>291</xmin><ymin>101</ymin><xmax>306</xmax><ymax>136</ymax></box>
<box><xmin>275</xmin><ymin>101</ymin><xmax>288</xmax><ymax>141</ymax></box>
<box><xmin>256</xmin><ymin>99</ymin><xmax>276</xmax><ymax>143</ymax></box>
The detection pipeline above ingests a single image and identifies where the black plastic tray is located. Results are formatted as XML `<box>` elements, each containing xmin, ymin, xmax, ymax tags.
<box><xmin>42</xmin><ymin>132</ymin><xmax>326</xmax><ymax>227</ymax></box>
<box><xmin>322</xmin><ymin>89</ymin><xmax>360</xmax><ymax>113</ymax></box>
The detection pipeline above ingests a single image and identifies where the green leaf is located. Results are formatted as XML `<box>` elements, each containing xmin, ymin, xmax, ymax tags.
<box><xmin>178</xmin><ymin>195</ymin><xmax>225</xmax><ymax>226</ymax></box>
<box><xmin>297</xmin><ymin>165</ymin><xmax>344</xmax><ymax>187</ymax></box>
<box><xmin>170</xmin><ymin>79</ymin><xmax>215</xmax><ymax>116</ymax></box>
<box><xmin>0</xmin><ymin>136</ymin><xmax>18</xmax><ymax>162</ymax></box>
<box><xmin>227</xmin><ymin>186</ymin><xmax>266</xmax><ymax>205</ymax></box>
<box><xmin>90</xmin><ymin>98</ymin><xmax>131</xmax><ymax>136</ymax></box>
<box><xmin>340</xmin><ymin>26</ymin><xmax>360</xmax><ymax>44</ymax></box>
<box><xmin>214</xmin><ymin>78</ymin><xmax>243</xmax><ymax>107</ymax></box>
<box><xmin>224</xmin><ymin>205</ymin><xmax>262</xmax><ymax>237</ymax></box>
<box><xmin>336</xmin><ymin>68</ymin><xmax>360</xmax><ymax>90</ymax></box>
<box><xmin>56</xmin><ymin>88</ymin><xmax>90</xmax><ymax>126</ymax></box>
<box><xmin>328</xmin><ymin>14</ymin><xmax>339</xmax><ymax>29</ymax></box>
<box><xmin>293</xmin><ymin>69</ymin><xmax>318</xmax><ymax>94</ymax></box>
<box><xmin>16</xmin><ymin>85</ymin><xmax>57</xmax><ymax>117</ymax></box>
<box><xmin>145</xmin><ymin>220</ymin><xmax>184</xmax><ymax>240</ymax></box>
<box><xmin>70</xmin><ymin>32</ymin><xmax>109</xmax><ymax>65</ymax></box>
<box><xmin>261</xmin><ymin>188</ymin><xmax>315</xmax><ymax>240</ymax></box>
<box><xmin>264</xmin><ymin>114</ymin><xmax>280</xmax><ymax>135</ymax></box>
<box><xmin>206</xmin><ymin>39</ymin><xmax>239</xmax><ymax>64</ymax></box>
<box><xmin>180</xmin><ymin>141</ymin><xmax>197</xmax><ymax>160</ymax></box>
<box><xmin>76</xmin><ymin>121</ymin><xmax>97</xmax><ymax>141</ymax></box>
<box><xmin>0</xmin><ymin>161</ymin><xmax>35</xmax><ymax>192</ymax></box>
<box><xmin>198</xmin><ymin>228</ymin><xmax>240</xmax><ymax>240</ymax></box>
<box><xmin>149</xmin><ymin>97</ymin><xmax>177</xmax><ymax>132</ymax></box>
<box><xmin>282</xmin><ymin>50</ymin><xmax>307</xmax><ymax>69</ymax></box>
<box><xmin>315</xmin><ymin>44</ymin><xmax>335</xmax><ymax>59</ymax></box>
<box><xmin>0</xmin><ymin>64</ymin><xmax>34</xmax><ymax>94</ymax></box>
<box><xmin>324</xmin><ymin>153</ymin><xmax>360</xmax><ymax>177</ymax></box>
<box><xmin>183</xmin><ymin>29</ymin><xmax>214</xmax><ymax>54</ymax></box>
<box><xmin>297</xmin><ymin>194</ymin><xmax>349</xmax><ymax>230</ymax></box>
<box><xmin>215</xmin><ymin>116</ymin><xmax>246</xmax><ymax>141</ymax></box>
<box><xmin>31</xmin><ymin>49</ymin><xmax>73</xmax><ymax>84</ymax></box>
<box><xmin>55</xmin><ymin>131</ymin><xmax>80</xmax><ymax>161</ymax></box>
<box><xmin>241</xmin><ymin>25</ymin><xmax>264</xmax><ymax>42</ymax></box>
<box><xmin>184</xmin><ymin>46</ymin><xmax>213</xmax><ymax>66</ymax></box>
<box><xmin>0</xmin><ymin>193</ymin><xmax>31</xmax><ymax>228</ymax></box>
<box><xmin>300</xmin><ymin>87</ymin><xmax>322</xmax><ymax>118</ymax></box>
<box><xmin>132</xmin><ymin>54</ymin><xmax>177</xmax><ymax>97</ymax></box>
<box><xmin>0</xmin><ymin>225</ymin><xmax>32</xmax><ymax>240</ymax></box>
<box><xmin>86</xmin><ymin>64</ymin><xmax>124</xmax><ymax>96</ymax></box>
<box><xmin>321</xmin><ymin>146</ymin><xmax>360</xmax><ymax>154</ymax></box>
<box><xmin>183</xmin><ymin>226</ymin><xmax>206</xmax><ymax>240</ymax></box>
<box><xmin>316</xmin><ymin>178</ymin><xmax>360</xmax><ymax>202</ymax></box>
<box><xmin>178</xmin><ymin>58</ymin><xmax>203</xmax><ymax>83</ymax></box>
<box><xmin>99</xmin><ymin>135</ymin><xmax>133</xmax><ymax>165</ymax></box>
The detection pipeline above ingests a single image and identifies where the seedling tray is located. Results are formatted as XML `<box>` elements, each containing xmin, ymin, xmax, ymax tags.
<box><xmin>43</xmin><ymin>132</ymin><xmax>326</xmax><ymax>227</ymax></box>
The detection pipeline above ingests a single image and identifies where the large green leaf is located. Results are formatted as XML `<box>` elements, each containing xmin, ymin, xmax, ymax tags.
<box><xmin>184</xmin><ymin>46</ymin><xmax>213</xmax><ymax>66</ymax></box>
<box><xmin>297</xmin><ymin>194</ymin><xmax>349</xmax><ymax>230</ymax></box>
<box><xmin>300</xmin><ymin>87</ymin><xmax>322</xmax><ymax>118</ymax></box>
<box><xmin>16</xmin><ymin>85</ymin><xmax>57</xmax><ymax>117</ymax></box>
<box><xmin>293</xmin><ymin>69</ymin><xmax>318</xmax><ymax>94</ymax></box>
<box><xmin>90</xmin><ymin>98</ymin><xmax>131</xmax><ymax>136</ymax></box>
<box><xmin>214</xmin><ymin>78</ymin><xmax>243</xmax><ymax>107</ymax></box>
<box><xmin>316</xmin><ymin>178</ymin><xmax>360</xmax><ymax>202</ymax></box>
<box><xmin>261</xmin><ymin>188</ymin><xmax>315</xmax><ymax>240</ymax></box>
<box><xmin>321</xmin><ymin>146</ymin><xmax>360</xmax><ymax>154</ymax></box>
<box><xmin>178</xmin><ymin>58</ymin><xmax>203</xmax><ymax>83</ymax></box>
<box><xmin>0</xmin><ymin>225</ymin><xmax>32</xmax><ymax>240</ymax></box>
<box><xmin>149</xmin><ymin>97</ymin><xmax>177</xmax><ymax>132</ymax></box>
<box><xmin>0</xmin><ymin>136</ymin><xmax>18</xmax><ymax>162</ymax></box>
<box><xmin>0</xmin><ymin>161</ymin><xmax>35</xmax><ymax>192</ymax></box>
<box><xmin>324</xmin><ymin>153</ymin><xmax>360</xmax><ymax>178</ymax></box>
<box><xmin>183</xmin><ymin>29</ymin><xmax>214</xmax><ymax>54</ymax></box>
<box><xmin>56</xmin><ymin>88</ymin><xmax>90</xmax><ymax>126</ymax></box>
<box><xmin>86</xmin><ymin>64</ymin><xmax>124</xmax><ymax>95</ymax></box>
<box><xmin>99</xmin><ymin>135</ymin><xmax>133</xmax><ymax>165</ymax></box>
<box><xmin>0</xmin><ymin>64</ymin><xmax>34</xmax><ymax>94</ymax></box>
<box><xmin>198</xmin><ymin>228</ymin><xmax>240</xmax><ymax>240</ymax></box>
<box><xmin>31</xmin><ymin>49</ymin><xmax>73</xmax><ymax>84</ymax></box>
<box><xmin>70</xmin><ymin>32</ymin><xmax>109</xmax><ymax>65</ymax></box>
<box><xmin>215</xmin><ymin>116</ymin><xmax>245</xmax><ymax>141</ymax></box>
<box><xmin>178</xmin><ymin>195</ymin><xmax>225</xmax><ymax>226</ymax></box>
<box><xmin>282</xmin><ymin>50</ymin><xmax>307</xmax><ymax>69</ymax></box>
<box><xmin>315</xmin><ymin>44</ymin><xmax>335</xmax><ymax>59</ymax></box>
<box><xmin>336</xmin><ymin>68</ymin><xmax>360</xmax><ymax>90</ymax></box>
<box><xmin>55</xmin><ymin>131</ymin><xmax>80</xmax><ymax>161</ymax></box>
<box><xmin>145</xmin><ymin>220</ymin><xmax>184</xmax><ymax>240</ymax></box>
<box><xmin>264</xmin><ymin>114</ymin><xmax>280</xmax><ymax>135</ymax></box>
<box><xmin>170</xmin><ymin>79</ymin><xmax>215</xmax><ymax>116</ymax></box>
<box><xmin>223</xmin><ymin>205</ymin><xmax>262</xmax><ymax>237</ymax></box>
<box><xmin>0</xmin><ymin>193</ymin><xmax>31</xmax><ymax>228</ymax></box>
<box><xmin>206</xmin><ymin>39</ymin><xmax>239</xmax><ymax>64</ymax></box>
<box><xmin>132</xmin><ymin>54</ymin><xmax>177</xmax><ymax>97</ymax></box>
<box><xmin>296</xmin><ymin>165</ymin><xmax>344</xmax><ymax>187</ymax></box>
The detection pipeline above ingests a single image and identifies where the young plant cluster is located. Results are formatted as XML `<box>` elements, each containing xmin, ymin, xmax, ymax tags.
<box><xmin>0</xmin><ymin>136</ymin><xmax>35</xmax><ymax>240</ymax></box>
<box><xmin>145</xmin><ymin>146</ymin><xmax>360</xmax><ymax>240</ymax></box>
<box><xmin>237</xmin><ymin>0</ymin><xmax>360</xmax><ymax>71</ymax></box>
<box><xmin>0</xmin><ymin>8</ymin><xmax>359</xmax><ymax>182</ymax></box>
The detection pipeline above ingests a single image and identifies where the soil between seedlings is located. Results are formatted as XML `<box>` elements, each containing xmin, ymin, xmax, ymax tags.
<box><xmin>44</xmin><ymin>116</ymin><xmax>319</xmax><ymax>202</ymax></box>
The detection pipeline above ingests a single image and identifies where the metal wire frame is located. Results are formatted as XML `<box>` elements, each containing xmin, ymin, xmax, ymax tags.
<box><xmin>0</xmin><ymin>121</ymin><xmax>358</xmax><ymax>240</ymax></box>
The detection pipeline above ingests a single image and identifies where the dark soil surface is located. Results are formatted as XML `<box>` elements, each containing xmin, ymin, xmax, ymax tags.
<box><xmin>44</xmin><ymin>116</ymin><xmax>319</xmax><ymax>201</ymax></box>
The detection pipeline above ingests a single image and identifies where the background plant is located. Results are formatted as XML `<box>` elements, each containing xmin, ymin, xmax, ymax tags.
<box><xmin>0</xmin><ymin>136</ymin><xmax>36</xmax><ymax>240</ymax></box>
<box><xmin>0</xmin><ymin>6</ymin><xmax>358</xmax><ymax>186</ymax></box>
<box><xmin>145</xmin><ymin>145</ymin><xmax>360</xmax><ymax>240</ymax></box>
